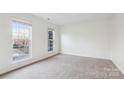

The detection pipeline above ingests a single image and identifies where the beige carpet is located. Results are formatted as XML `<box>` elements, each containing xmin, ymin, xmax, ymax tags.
<box><xmin>0</xmin><ymin>54</ymin><xmax>124</xmax><ymax>79</ymax></box>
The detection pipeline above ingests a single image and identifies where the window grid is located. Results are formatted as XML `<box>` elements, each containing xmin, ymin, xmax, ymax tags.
<box><xmin>48</xmin><ymin>28</ymin><xmax>55</xmax><ymax>52</ymax></box>
<box><xmin>12</xmin><ymin>20</ymin><xmax>32</xmax><ymax>61</ymax></box>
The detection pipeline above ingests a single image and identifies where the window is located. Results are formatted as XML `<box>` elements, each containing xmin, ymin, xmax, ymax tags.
<box><xmin>12</xmin><ymin>20</ymin><xmax>32</xmax><ymax>62</ymax></box>
<box><xmin>48</xmin><ymin>28</ymin><xmax>55</xmax><ymax>52</ymax></box>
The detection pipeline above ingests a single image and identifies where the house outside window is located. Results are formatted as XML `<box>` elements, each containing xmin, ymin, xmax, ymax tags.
<box><xmin>12</xmin><ymin>20</ymin><xmax>32</xmax><ymax>62</ymax></box>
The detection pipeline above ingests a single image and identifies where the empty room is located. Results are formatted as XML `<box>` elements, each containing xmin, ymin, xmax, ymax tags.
<box><xmin>0</xmin><ymin>13</ymin><xmax>124</xmax><ymax>79</ymax></box>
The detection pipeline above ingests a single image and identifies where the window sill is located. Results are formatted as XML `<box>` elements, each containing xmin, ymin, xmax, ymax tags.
<box><xmin>12</xmin><ymin>56</ymin><xmax>32</xmax><ymax>64</ymax></box>
<box><xmin>48</xmin><ymin>51</ymin><xmax>53</xmax><ymax>53</ymax></box>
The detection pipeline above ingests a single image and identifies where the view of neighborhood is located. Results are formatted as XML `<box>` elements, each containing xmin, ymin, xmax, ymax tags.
<box><xmin>12</xmin><ymin>20</ymin><xmax>32</xmax><ymax>61</ymax></box>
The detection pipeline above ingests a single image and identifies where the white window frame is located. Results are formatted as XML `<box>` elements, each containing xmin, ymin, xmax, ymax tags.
<box><xmin>12</xmin><ymin>18</ymin><xmax>32</xmax><ymax>63</ymax></box>
<box><xmin>48</xmin><ymin>27</ymin><xmax>55</xmax><ymax>53</ymax></box>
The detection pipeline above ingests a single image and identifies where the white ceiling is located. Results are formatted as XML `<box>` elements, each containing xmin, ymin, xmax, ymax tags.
<box><xmin>33</xmin><ymin>13</ymin><xmax>113</xmax><ymax>26</ymax></box>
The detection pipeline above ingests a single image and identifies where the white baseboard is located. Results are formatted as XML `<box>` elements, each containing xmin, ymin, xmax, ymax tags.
<box><xmin>112</xmin><ymin>60</ymin><xmax>124</xmax><ymax>75</ymax></box>
<box><xmin>61</xmin><ymin>52</ymin><xmax>111</xmax><ymax>60</ymax></box>
<box><xmin>0</xmin><ymin>52</ymin><xmax>59</xmax><ymax>75</ymax></box>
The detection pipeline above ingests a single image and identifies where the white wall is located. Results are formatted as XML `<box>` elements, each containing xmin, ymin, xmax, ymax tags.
<box><xmin>110</xmin><ymin>14</ymin><xmax>124</xmax><ymax>74</ymax></box>
<box><xmin>0</xmin><ymin>13</ymin><xmax>60</xmax><ymax>74</ymax></box>
<box><xmin>60</xmin><ymin>19</ymin><xmax>111</xmax><ymax>59</ymax></box>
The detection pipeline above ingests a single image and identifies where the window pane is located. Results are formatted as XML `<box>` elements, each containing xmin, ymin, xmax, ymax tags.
<box><xmin>12</xmin><ymin>20</ymin><xmax>32</xmax><ymax>61</ymax></box>
<box><xmin>48</xmin><ymin>29</ymin><xmax>55</xmax><ymax>52</ymax></box>
<box><xmin>48</xmin><ymin>31</ymin><xmax>53</xmax><ymax>39</ymax></box>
